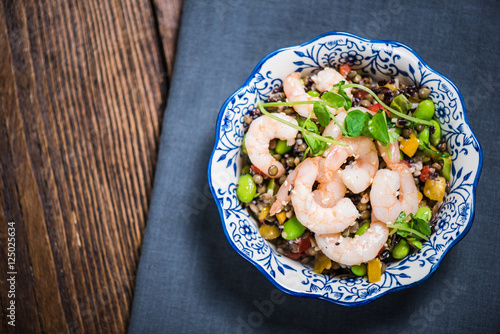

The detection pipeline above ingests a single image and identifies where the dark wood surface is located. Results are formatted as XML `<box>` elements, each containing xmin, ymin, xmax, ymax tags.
<box><xmin>0</xmin><ymin>0</ymin><xmax>183</xmax><ymax>332</ymax></box>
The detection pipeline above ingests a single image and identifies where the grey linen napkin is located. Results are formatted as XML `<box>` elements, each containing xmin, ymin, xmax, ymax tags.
<box><xmin>129</xmin><ymin>0</ymin><xmax>500</xmax><ymax>332</ymax></box>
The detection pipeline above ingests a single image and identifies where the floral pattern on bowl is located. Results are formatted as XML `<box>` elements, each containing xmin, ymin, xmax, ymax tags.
<box><xmin>207</xmin><ymin>31</ymin><xmax>482</xmax><ymax>306</ymax></box>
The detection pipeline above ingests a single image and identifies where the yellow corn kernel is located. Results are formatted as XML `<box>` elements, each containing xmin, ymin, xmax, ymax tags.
<box><xmin>259</xmin><ymin>224</ymin><xmax>280</xmax><ymax>240</ymax></box>
<box><xmin>400</xmin><ymin>133</ymin><xmax>419</xmax><ymax>157</ymax></box>
<box><xmin>313</xmin><ymin>253</ymin><xmax>332</xmax><ymax>274</ymax></box>
<box><xmin>258</xmin><ymin>206</ymin><xmax>270</xmax><ymax>222</ymax></box>
<box><xmin>418</xmin><ymin>191</ymin><xmax>423</xmax><ymax>204</ymax></box>
<box><xmin>423</xmin><ymin>176</ymin><xmax>446</xmax><ymax>201</ymax></box>
<box><xmin>276</xmin><ymin>211</ymin><xmax>287</xmax><ymax>225</ymax></box>
<box><xmin>367</xmin><ymin>258</ymin><xmax>382</xmax><ymax>283</ymax></box>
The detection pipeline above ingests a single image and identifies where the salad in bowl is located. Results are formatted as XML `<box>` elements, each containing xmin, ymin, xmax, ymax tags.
<box><xmin>208</xmin><ymin>32</ymin><xmax>481</xmax><ymax>306</ymax></box>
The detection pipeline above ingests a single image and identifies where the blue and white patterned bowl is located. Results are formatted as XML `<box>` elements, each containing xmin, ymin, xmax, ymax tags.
<box><xmin>207</xmin><ymin>32</ymin><xmax>482</xmax><ymax>306</ymax></box>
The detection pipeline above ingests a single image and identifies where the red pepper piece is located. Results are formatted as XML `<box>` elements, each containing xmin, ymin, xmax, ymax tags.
<box><xmin>339</xmin><ymin>64</ymin><xmax>351</xmax><ymax>77</ymax></box>
<box><xmin>368</xmin><ymin>103</ymin><xmax>389</xmax><ymax>116</ymax></box>
<box><xmin>286</xmin><ymin>252</ymin><xmax>301</xmax><ymax>260</ymax></box>
<box><xmin>420</xmin><ymin>165</ymin><xmax>431</xmax><ymax>182</ymax></box>
<box><xmin>297</xmin><ymin>235</ymin><xmax>311</xmax><ymax>253</ymax></box>
<box><xmin>251</xmin><ymin>165</ymin><xmax>266</xmax><ymax>177</ymax></box>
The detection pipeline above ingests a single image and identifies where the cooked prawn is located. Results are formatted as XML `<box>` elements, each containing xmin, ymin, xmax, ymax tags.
<box><xmin>320</xmin><ymin>107</ymin><xmax>380</xmax><ymax>189</ymax></box>
<box><xmin>283</xmin><ymin>72</ymin><xmax>319</xmax><ymax>118</ymax></box>
<box><xmin>377</xmin><ymin>140</ymin><xmax>400</xmax><ymax>167</ymax></box>
<box><xmin>315</xmin><ymin>221</ymin><xmax>389</xmax><ymax>266</ymax></box>
<box><xmin>311</xmin><ymin>67</ymin><xmax>353</xmax><ymax>97</ymax></box>
<box><xmin>245</xmin><ymin>113</ymin><xmax>298</xmax><ymax>178</ymax></box>
<box><xmin>269</xmin><ymin>160</ymin><xmax>345</xmax><ymax>215</ymax></box>
<box><xmin>370</xmin><ymin>164</ymin><xmax>419</xmax><ymax>223</ymax></box>
<box><xmin>321</xmin><ymin>135</ymin><xmax>379</xmax><ymax>194</ymax></box>
<box><xmin>291</xmin><ymin>157</ymin><xmax>358</xmax><ymax>234</ymax></box>
<box><xmin>269</xmin><ymin>168</ymin><xmax>298</xmax><ymax>216</ymax></box>
<box><xmin>313</xmin><ymin>169</ymin><xmax>346</xmax><ymax>208</ymax></box>
<box><xmin>283</xmin><ymin>68</ymin><xmax>352</xmax><ymax>119</ymax></box>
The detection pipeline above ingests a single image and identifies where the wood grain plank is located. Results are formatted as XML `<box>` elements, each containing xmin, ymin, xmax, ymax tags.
<box><xmin>0</xmin><ymin>0</ymin><xmax>182</xmax><ymax>332</ymax></box>
<box><xmin>151</xmin><ymin>0</ymin><xmax>184</xmax><ymax>76</ymax></box>
<box><xmin>0</xmin><ymin>1</ymin><xmax>69</xmax><ymax>332</ymax></box>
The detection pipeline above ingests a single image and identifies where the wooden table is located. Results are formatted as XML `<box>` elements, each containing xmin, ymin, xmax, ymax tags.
<box><xmin>0</xmin><ymin>0</ymin><xmax>182</xmax><ymax>332</ymax></box>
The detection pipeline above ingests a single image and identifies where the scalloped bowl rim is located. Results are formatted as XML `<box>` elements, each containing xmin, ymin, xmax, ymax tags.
<box><xmin>208</xmin><ymin>31</ymin><xmax>483</xmax><ymax>306</ymax></box>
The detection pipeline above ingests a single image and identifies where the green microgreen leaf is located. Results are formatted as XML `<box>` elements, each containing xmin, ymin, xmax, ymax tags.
<box><xmin>332</xmin><ymin>81</ymin><xmax>352</xmax><ymax>110</ymax></box>
<box><xmin>297</xmin><ymin>117</ymin><xmax>319</xmax><ymax>133</ymax></box>
<box><xmin>320</xmin><ymin>91</ymin><xmax>345</xmax><ymax>109</ymax></box>
<box><xmin>342</xmin><ymin>83</ymin><xmax>433</xmax><ymax>126</ymax></box>
<box><xmin>343</xmin><ymin>109</ymin><xmax>371</xmax><ymax>137</ymax></box>
<box><xmin>313</xmin><ymin>102</ymin><xmax>331</xmax><ymax>128</ymax></box>
<box><xmin>418</xmin><ymin>139</ymin><xmax>450</xmax><ymax>157</ymax></box>
<box><xmin>395</xmin><ymin>211</ymin><xmax>407</xmax><ymax>224</ymax></box>
<box><xmin>387</xmin><ymin>211</ymin><xmax>429</xmax><ymax>240</ymax></box>
<box><xmin>388</xmin><ymin>130</ymin><xmax>400</xmax><ymax>144</ymax></box>
<box><xmin>257</xmin><ymin>101</ymin><xmax>346</xmax><ymax>148</ymax></box>
<box><xmin>362</xmin><ymin>111</ymin><xmax>390</xmax><ymax>145</ymax></box>
<box><xmin>303</xmin><ymin>134</ymin><xmax>330</xmax><ymax>156</ymax></box>
<box><xmin>410</xmin><ymin>214</ymin><xmax>432</xmax><ymax>236</ymax></box>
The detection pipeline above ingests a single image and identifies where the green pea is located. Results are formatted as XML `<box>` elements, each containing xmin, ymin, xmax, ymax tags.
<box><xmin>275</xmin><ymin>139</ymin><xmax>293</xmax><ymax>155</ymax></box>
<box><xmin>269</xmin><ymin>148</ymin><xmax>275</xmax><ymax>155</ymax></box>
<box><xmin>415</xmin><ymin>206</ymin><xmax>432</xmax><ymax>222</ymax></box>
<box><xmin>241</xmin><ymin>165</ymin><xmax>251</xmax><ymax>175</ymax></box>
<box><xmin>307</xmin><ymin>90</ymin><xmax>320</xmax><ymax>97</ymax></box>
<box><xmin>441</xmin><ymin>156</ymin><xmax>452</xmax><ymax>181</ymax></box>
<box><xmin>429</xmin><ymin>119</ymin><xmax>441</xmax><ymax>146</ymax></box>
<box><xmin>282</xmin><ymin>216</ymin><xmax>306</xmax><ymax>240</ymax></box>
<box><xmin>413</xmin><ymin>99</ymin><xmax>435</xmax><ymax>120</ymax></box>
<box><xmin>355</xmin><ymin>222</ymin><xmax>370</xmax><ymax>236</ymax></box>
<box><xmin>390</xmin><ymin>94</ymin><xmax>412</xmax><ymax>118</ymax></box>
<box><xmin>236</xmin><ymin>174</ymin><xmax>256</xmax><ymax>203</ymax></box>
<box><xmin>418</xmin><ymin>127</ymin><xmax>430</xmax><ymax>150</ymax></box>
<box><xmin>392</xmin><ymin>239</ymin><xmax>410</xmax><ymax>259</ymax></box>
<box><xmin>351</xmin><ymin>263</ymin><xmax>367</xmax><ymax>276</ymax></box>
<box><xmin>242</xmin><ymin>134</ymin><xmax>248</xmax><ymax>154</ymax></box>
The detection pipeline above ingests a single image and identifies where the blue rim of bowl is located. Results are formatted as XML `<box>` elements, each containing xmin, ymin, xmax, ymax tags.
<box><xmin>207</xmin><ymin>31</ymin><xmax>483</xmax><ymax>306</ymax></box>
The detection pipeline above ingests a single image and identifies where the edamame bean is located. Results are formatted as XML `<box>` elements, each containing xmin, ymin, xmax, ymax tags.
<box><xmin>355</xmin><ymin>221</ymin><xmax>371</xmax><ymax>236</ymax></box>
<box><xmin>392</xmin><ymin>239</ymin><xmax>410</xmax><ymax>259</ymax></box>
<box><xmin>441</xmin><ymin>156</ymin><xmax>451</xmax><ymax>181</ymax></box>
<box><xmin>390</xmin><ymin>94</ymin><xmax>411</xmax><ymax>118</ymax></box>
<box><xmin>429</xmin><ymin>119</ymin><xmax>441</xmax><ymax>146</ymax></box>
<box><xmin>418</xmin><ymin>127</ymin><xmax>430</xmax><ymax>150</ymax></box>
<box><xmin>413</xmin><ymin>99</ymin><xmax>435</xmax><ymax>120</ymax></box>
<box><xmin>282</xmin><ymin>216</ymin><xmax>306</xmax><ymax>240</ymax></box>
<box><xmin>275</xmin><ymin>139</ymin><xmax>293</xmax><ymax>155</ymax></box>
<box><xmin>415</xmin><ymin>206</ymin><xmax>432</xmax><ymax>222</ymax></box>
<box><xmin>351</xmin><ymin>263</ymin><xmax>367</xmax><ymax>276</ymax></box>
<box><xmin>236</xmin><ymin>174</ymin><xmax>256</xmax><ymax>203</ymax></box>
<box><xmin>407</xmin><ymin>238</ymin><xmax>423</xmax><ymax>250</ymax></box>
<box><xmin>307</xmin><ymin>90</ymin><xmax>320</xmax><ymax>97</ymax></box>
